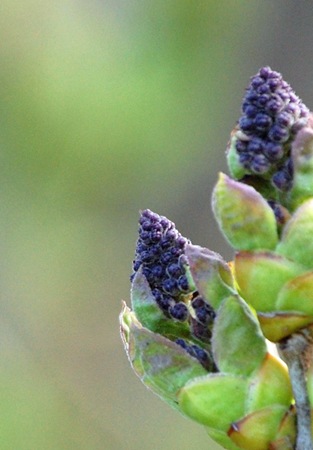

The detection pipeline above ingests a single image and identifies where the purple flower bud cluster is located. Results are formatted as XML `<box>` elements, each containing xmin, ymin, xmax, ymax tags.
<box><xmin>175</xmin><ymin>338</ymin><xmax>217</xmax><ymax>372</ymax></box>
<box><xmin>132</xmin><ymin>209</ymin><xmax>192</xmax><ymax>321</ymax></box>
<box><xmin>190</xmin><ymin>296</ymin><xmax>216</xmax><ymax>343</ymax></box>
<box><xmin>235</xmin><ymin>66</ymin><xmax>309</xmax><ymax>191</ymax></box>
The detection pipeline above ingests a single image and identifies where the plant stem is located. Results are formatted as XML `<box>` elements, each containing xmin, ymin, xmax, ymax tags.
<box><xmin>278</xmin><ymin>330</ymin><xmax>313</xmax><ymax>450</ymax></box>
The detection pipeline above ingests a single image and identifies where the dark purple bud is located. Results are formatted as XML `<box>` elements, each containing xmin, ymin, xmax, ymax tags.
<box><xmin>256</xmin><ymin>83</ymin><xmax>271</xmax><ymax>95</ymax></box>
<box><xmin>162</xmin><ymin>278</ymin><xmax>180</xmax><ymax>296</ymax></box>
<box><xmin>243</xmin><ymin>104</ymin><xmax>259</xmax><ymax>118</ymax></box>
<box><xmin>245</xmin><ymin>90</ymin><xmax>259</xmax><ymax>104</ymax></box>
<box><xmin>150</xmin><ymin>230</ymin><xmax>162</xmax><ymax>243</ymax></box>
<box><xmin>251</xmin><ymin>154</ymin><xmax>270</xmax><ymax>174</ymax></box>
<box><xmin>169</xmin><ymin>302</ymin><xmax>189</xmax><ymax>321</ymax></box>
<box><xmin>235</xmin><ymin>139</ymin><xmax>248</xmax><ymax>153</ymax></box>
<box><xmin>272</xmin><ymin>169</ymin><xmax>293</xmax><ymax>191</ymax></box>
<box><xmin>266</xmin><ymin>95</ymin><xmax>284</xmax><ymax>115</ymax></box>
<box><xmin>239</xmin><ymin>116</ymin><xmax>255</xmax><ymax>134</ymax></box>
<box><xmin>263</xmin><ymin>142</ymin><xmax>284</xmax><ymax>161</ymax></box>
<box><xmin>250</xmin><ymin>76</ymin><xmax>264</xmax><ymax>89</ymax></box>
<box><xmin>177</xmin><ymin>275</ymin><xmax>189</xmax><ymax>292</ymax></box>
<box><xmin>175</xmin><ymin>338</ymin><xmax>187</xmax><ymax>349</ymax></box>
<box><xmin>276</xmin><ymin>111</ymin><xmax>294</xmax><ymax>128</ymax></box>
<box><xmin>247</xmin><ymin>138</ymin><xmax>264</xmax><ymax>154</ymax></box>
<box><xmin>191</xmin><ymin>296</ymin><xmax>205</xmax><ymax>309</ymax></box>
<box><xmin>166</xmin><ymin>263</ymin><xmax>183</xmax><ymax>278</ymax></box>
<box><xmin>259</xmin><ymin>66</ymin><xmax>272</xmax><ymax>78</ymax></box>
<box><xmin>155</xmin><ymin>293</ymin><xmax>173</xmax><ymax>314</ymax></box>
<box><xmin>151</xmin><ymin>265</ymin><xmax>165</xmax><ymax>278</ymax></box>
<box><xmin>254</xmin><ymin>113</ymin><xmax>272</xmax><ymax>132</ymax></box>
<box><xmin>269</xmin><ymin>124</ymin><xmax>290</xmax><ymax>143</ymax></box>
<box><xmin>267</xmin><ymin>200</ymin><xmax>290</xmax><ymax>226</ymax></box>
<box><xmin>160</xmin><ymin>251</ymin><xmax>174</xmax><ymax>265</ymax></box>
<box><xmin>239</xmin><ymin>152</ymin><xmax>252</xmax><ymax>169</ymax></box>
<box><xmin>191</xmin><ymin>296</ymin><xmax>216</xmax><ymax>327</ymax></box>
<box><xmin>257</xmin><ymin>94</ymin><xmax>270</xmax><ymax>109</ymax></box>
<box><xmin>133</xmin><ymin>259</ymin><xmax>141</xmax><ymax>272</ymax></box>
<box><xmin>177</xmin><ymin>236</ymin><xmax>188</xmax><ymax>248</ymax></box>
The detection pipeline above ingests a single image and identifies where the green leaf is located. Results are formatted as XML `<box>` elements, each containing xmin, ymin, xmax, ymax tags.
<box><xmin>212</xmin><ymin>173</ymin><xmax>278</xmax><ymax>251</ymax></box>
<box><xmin>276</xmin><ymin>198</ymin><xmax>313</xmax><ymax>269</ymax></box>
<box><xmin>228</xmin><ymin>405</ymin><xmax>290</xmax><ymax>450</ymax></box>
<box><xmin>276</xmin><ymin>271</ymin><xmax>313</xmax><ymax>316</ymax></box>
<box><xmin>289</xmin><ymin>125</ymin><xmax>313</xmax><ymax>210</ymax></box>
<box><xmin>257</xmin><ymin>311</ymin><xmax>313</xmax><ymax>342</ymax></box>
<box><xmin>227</xmin><ymin>132</ymin><xmax>246</xmax><ymax>180</ymax></box>
<box><xmin>268</xmin><ymin>406</ymin><xmax>296</xmax><ymax>450</ymax></box>
<box><xmin>185</xmin><ymin>244</ymin><xmax>234</xmax><ymax>310</ymax></box>
<box><xmin>131</xmin><ymin>268</ymin><xmax>165</xmax><ymax>329</ymax></box>
<box><xmin>246</xmin><ymin>353</ymin><xmax>292</xmax><ymax>413</ymax></box>
<box><xmin>119</xmin><ymin>303</ymin><xmax>207</xmax><ymax>408</ymax></box>
<box><xmin>178</xmin><ymin>373</ymin><xmax>248</xmax><ymax>430</ymax></box>
<box><xmin>212</xmin><ymin>296</ymin><xmax>266</xmax><ymax>376</ymax></box>
<box><xmin>234</xmin><ymin>251</ymin><xmax>304</xmax><ymax>312</ymax></box>
<box><xmin>131</xmin><ymin>268</ymin><xmax>190</xmax><ymax>339</ymax></box>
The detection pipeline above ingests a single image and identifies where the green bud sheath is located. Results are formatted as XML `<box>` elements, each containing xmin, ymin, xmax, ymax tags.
<box><xmin>178</xmin><ymin>373</ymin><xmax>248</xmax><ymax>431</ymax></box>
<box><xmin>227</xmin><ymin>131</ymin><xmax>247</xmax><ymax>180</ymax></box>
<box><xmin>234</xmin><ymin>251</ymin><xmax>304</xmax><ymax>312</ymax></box>
<box><xmin>290</xmin><ymin>119</ymin><xmax>313</xmax><ymax>209</ymax></box>
<box><xmin>212</xmin><ymin>173</ymin><xmax>278</xmax><ymax>251</ymax></box>
<box><xmin>246</xmin><ymin>353</ymin><xmax>292</xmax><ymax>413</ymax></box>
<box><xmin>257</xmin><ymin>311</ymin><xmax>313</xmax><ymax>342</ymax></box>
<box><xmin>276</xmin><ymin>198</ymin><xmax>313</xmax><ymax>269</ymax></box>
<box><xmin>185</xmin><ymin>244</ymin><xmax>234</xmax><ymax>310</ymax></box>
<box><xmin>212</xmin><ymin>295</ymin><xmax>266</xmax><ymax>376</ymax></box>
<box><xmin>228</xmin><ymin>405</ymin><xmax>291</xmax><ymax>450</ymax></box>
<box><xmin>131</xmin><ymin>268</ymin><xmax>166</xmax><ymax>330</ymax></box>
<box><xmin>276</xmin><ymin>271</ymin><xmax>313</xmax><ymax>315</ymax></box>
<box><xmin>131</xmin><ymin>268</ymin><xmax>191</xmax><ymax>339</ymax></box>
<box><xmin>269</xmin><ymin>406</ymin><xmax>296</xmax><ymax>450</ymax></box>
<box><xmin>119</xmin><ymin>303</ymin><xmax>207</xmax><ymax>409</ymax></box>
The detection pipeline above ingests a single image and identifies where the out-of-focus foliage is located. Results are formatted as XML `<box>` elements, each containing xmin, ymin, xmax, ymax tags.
<box><xmin>1</xmin><ymin>1</ymin><xmax>313</xmax><ymax>449</ymax></box>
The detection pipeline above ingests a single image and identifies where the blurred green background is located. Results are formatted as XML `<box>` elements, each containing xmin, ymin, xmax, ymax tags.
<box><xmin>1</xmin><ymin>1</ymin><xmax>313</xmax><ymax>449</ymax></box>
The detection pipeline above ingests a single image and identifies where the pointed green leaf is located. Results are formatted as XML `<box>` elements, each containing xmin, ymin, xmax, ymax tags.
<box><xmin>246</xmin><ymin>353</ymin><xmax>292</xmax><ymax>413</ymax></box>
<box><xmin>131</xmin><ymin>268</ymin><xmax>191</xmax><ymax>338</ymax></box>
<box><xmin>269</xmin><ymin>406</ymin><xmax>296</xmax><ymax>450</ymax></box>
<box><xmin>178</xmin><ymin>373</ymin><xmax>248</xmax><ymax>430</ymax></box>
<box><xmin>276</xmin><ymin>271</ymin><xmax>313</xmax><ymax>316</ymax></box>
<box><xmin>212</xmin><ymin>173</ymin><xmax>278</xmax><ymax>251</ymax></box>
<box><xmin>234</xmin><ymin>251</ymin><xmax>304</xmax><ymax>312</ymax></box>
<box><xmin>185</xmin><ymin>244</ymin><xmax>234</xmax><ymax>310</ymax></box>
<box><xmin>276</xmin><ymin>198</ymin><xmax>313</xmax><ymax>269</ymax></box>
<box><xmin>257</xmin><ymin>311</ymin><xmax>313</xmax><ymax>342</ymax></box>
<box><xmin>212</xmin><ymin>296</ymin><xmax>266</xmax><ymax>376</ymax></box>
<box><xmin>120</xmin><ymin>303</ymin><xmax>207</xmax><ymax>408</ymax></box>
<box><xmin>227</xmin><ymin>132</ymin><xmax>246</xmax><ymax>180</ymax></box>
<box><xmin>131</xmin><ymin>268</ymin><xmax>165</xmax><ymax>329</ymax></box>
<box><xmin>228</xmin><ymin>406</ymin><xmax>289</xmax><ymax>450</ymax></box>
<box><xmin>289</xmin><ymin>124</ymin><xmax>313</xmax><ymax>210</ymax></box>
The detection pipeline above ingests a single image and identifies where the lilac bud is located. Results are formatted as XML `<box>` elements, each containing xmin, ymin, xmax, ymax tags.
<box><xmin>230</xmin><ymin>67</ymin><xmax>309</xmax><ymax>191</ymax></box>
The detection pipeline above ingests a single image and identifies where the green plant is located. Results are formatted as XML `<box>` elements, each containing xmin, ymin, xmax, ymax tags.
<box><xmin>120</xmin><ymin>67</ymin><xmax>313</xmax><ymax>450</ymax></box>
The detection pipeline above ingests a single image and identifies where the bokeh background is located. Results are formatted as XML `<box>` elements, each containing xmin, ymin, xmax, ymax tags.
<box><xmin>1</xmin><ymin>1</ymin><xmax>313</xmax><ymax>449</ymax></box>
